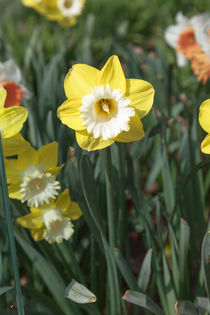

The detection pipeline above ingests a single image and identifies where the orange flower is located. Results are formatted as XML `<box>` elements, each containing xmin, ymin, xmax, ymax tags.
<box><xmin>0</xmin><ymin>81</ymin><xmax>23</xmax><ymax>107</ymax></box>
<box><xmin>177</xmin><ymin>27</ymin><xmax>202</xmax><ymax>59</ymax></box>
<box><xmin>191</xmin><ymin>52</ymin><xmax>210</xmax><ymax>84</ymax></box>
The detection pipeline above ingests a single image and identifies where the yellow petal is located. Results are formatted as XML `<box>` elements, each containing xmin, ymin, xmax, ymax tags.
<box><xmin>57</xmin><ymin>99</ymin><xmax>85</xmax><ymax>131</ymax></box>
<box><xmin>4</xmin><ymin>159</ymin><xmax>21</xmax><ymax>183</ymax></box>
<box><xmin>115</xmin><ymin>113</ymin><xmax>145</xmax><ymax>143</ymax></box>
<box><xmin>64</xmin><ymin>64</ymin><xmax>100</xmax><ymax>99</ymax></box>
<box><xmin>97</xmin><ymin>55</ymin><xmax>126</xmax><ymax>93</ymax></box>
<box><xmin>64</xmin><ymin>201</ymin><xmax>82</xmax><ymax>221</ymax></box>
<box><xmin>0</xmin><ymin>106</ymin><xmax>28</xmax><ymax>138</ymax></box>
<box><xmin>201</xmin><ymin>134</ymin><xmax>210</xmax><ymax>154</ymax></box>
<box><xmin>38</xmin><ymin>142</ymin><xmax>58</xmax><ymax>170</ymax></box>
<box><xmin>17</xmin><ymin>146</ymin><xmax>38</xmax><ymax>170</ymax></box>
<box><xmin>56</xmin><ymin>189</ymin><xmax>70</xmax><ymax>211</ymax></box>
<box><xmin>47</xmin><ymin>165</ymin><xmax>63</xmax><ymax>177</ymax></box>
<box><xmin>31</xmin><ymin>227</ymin><xmax>45</xmax><ymax>242</ymax></box>
<box><xmin>76</xmin><ymin>129</ymin><xmax>114</xmax><ymax>151</ymax></box>
<box><xmin>8</xmin><ymin>182</ymin><xmax>22</xmax><ymax>199</ymax></box>
<box><xmin>17</xmin><ymin>211</ymin><xmax>43</xmax><ymax>229</ymax></box>
<box><xmin>2</xmin><ymin>133</ymin><xmax>31</xmax><ymax>157</ymax></box>
<box><xmin>30</xmin><ymin>202</ymin><xmax>54</xmax><ymax>213</ymax></box>
<box><xmin>0</xmin><ymin>87</ymin><xmax>7</xmax><ymax>108</ymax></box>
<box><xmin>199</xmin><ymin>99</ymin><xmax>210</xmax><ymax>133</ymax></box>
<box><xmin>126</xmin><ymin>79</ymin><xmax>154</xmax><ymax>119</ymax></box>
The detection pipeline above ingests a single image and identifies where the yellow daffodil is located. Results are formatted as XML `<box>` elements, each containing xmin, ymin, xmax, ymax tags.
<box><xmin>0</xmin><ymin>86</ymin><xmax>29</xmax><ymax>156</ymax></box>
<box><xmin>199</xmin><ymin>99</ymin><xmax>210</xmax><ymax>154</ymax></box>
<box><xmin>17</xmin><ymin>189</ymin><xmax>82</xmax><ymax>243</ymax></box>
<box><xmin>2</xmin><ymin>133</ymin><xmax>31</xmax><ymax>157</ymax></box>
<box><xmin>5</xmin><ymin>142</ymin><xmax>63</xmax><ymax>206</ymax></box>
<box><xmin>57</xmin><ymin>55</ymin><xmax>154</xmax><ymax>151</ymax></box>
<box><xmin>22</xmin><ymin>0</ymin><xmax>85</xmax><ymax>27</ymax></box>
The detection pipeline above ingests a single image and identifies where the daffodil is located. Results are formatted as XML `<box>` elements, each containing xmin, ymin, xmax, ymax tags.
<box><xmin>199</xmin><ymin>99</ymin><xmax>210</xmax><ymax>154</ymax></box>
<box><xmin>17</xmin><ymin>189</ymin><xmax>82</xmax><ymax>243</ymax></box>
<box><xmin>22</xmin><ymin>0</ymin><xmax>85</xmax><ymax>27</ymax></box>
<box><xmin>0</xmin><ymin>87</ymin><xmax>29</xmax><ymax>156</ymax></box>
<box><xmin>0</xmin><ymin>59</ymin><xmax>31</xmax><ymax>107</ymax></box>
<box><xmin>164</xmin><ymin>12</ymin><xmax>209</xmax><ymax>66</ymax></box>
<box><xmin>5</xmin><ymin>142</ymin><xmax>63</xmax><ymax>206</ymax></box>
<box><xmin>57</xmin><ymin>55</ymin><xmax>154</xmax><ymax>151</ymax></box>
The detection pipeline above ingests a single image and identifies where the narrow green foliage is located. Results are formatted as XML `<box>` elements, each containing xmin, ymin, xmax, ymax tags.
<box><xmin>179</xmin><ymin>219</ymin><xmax>190</xmax><ymax>299</ymax></box>
<box><xmin>122</xmin><ymin>290</ymin><xmax>165</xmax><ymax>315</ymax></box>
<box><xmin>137</xmin><ymin>248</ymin><xmax>153</xmax><ymax>292</ymax></box>
<box><xmin>201</xmin><ymin>232</ymin><xmax>210</xmax><ymax>299</ymax></box>
<box><xmin>65</xmin><ymin>280</ymin><xmax>97</xmax><ymax>304</ymax></box>
<box><xmin>175</xmin><ymin>300</ymin><xmax>199</xmax><ymax>315</ymax></box>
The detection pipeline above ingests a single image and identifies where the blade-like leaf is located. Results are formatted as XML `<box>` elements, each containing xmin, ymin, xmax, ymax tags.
<box><xmin>0</xmin><ymin>286</ymin><xmax>13</xmax><ymax>296</ymax></box>
<box><xmin>196</xmin><ymin>297</ymin><xmax>210</xmax><ymax>315</ymax></box>
<box><xmin>201</xmin><ymin>232</ymin><xmax>210</xmax><ymax>299</ymax></box>
<box><xmin>114</xmin><ymin>248</ymin><xmax>138</xmax><ymax>290</ymax></box>
<box><xmin>179</xmin><ymin>219</ymin><xmax>190</xmax><ymax>299</ymax></box>
<box><xmin>137</xmin><ymin>248</ymin><xmax>153</xmax><ymax>292</ymax></box>
<box><xmin>122</xmin><ymin>290</ymin><xmax>164</xmax><ymax>315</ymax></box>
<box><xmin>65</xmin><ymin>280</ymin><xmax>97</xmax><ymax>304</ymax></box>
<box><xmin>175</xmin><ymin>301</ymin><xmax>198</xmax><ymax>315</ymax></box>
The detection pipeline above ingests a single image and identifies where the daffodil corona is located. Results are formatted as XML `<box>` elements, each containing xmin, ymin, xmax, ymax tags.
<box><xmin>5</xmin><ymin>142</ymin><xmax>62</xmax><ymax>206</ymax></box>
<box><xmin>57</xmin><ymin>55</ymin><xmax>154</xmax><ymax>151</ymax></box>
<box><xmin>17</xmin><ymin>189</ymin><xmax>82</xmax><ymax>243</ymax></box>
<box><xmin>199</xmin><ymin>99</ymin><xmax>210</xmax><ymax>154</ymax></box>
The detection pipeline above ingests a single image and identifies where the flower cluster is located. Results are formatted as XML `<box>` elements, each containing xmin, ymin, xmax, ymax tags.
<box><xmin>0</xmin><ymin>76</ymin><xmax>82</xmax><ymax>244</ymax></box>
<box><xmin>22</xmin><ymin>0</ymin><xmax>85</xmax><ymax>26</ymax></box>
<box><xmin>165</xmin><ymin>12</ymin><xmax>210</xmax><ymax>84</ymax></box>
<box><xmin>6</xmin><ymin>141</ymin><xmax>82</xmax><ymax>244</ymax></box>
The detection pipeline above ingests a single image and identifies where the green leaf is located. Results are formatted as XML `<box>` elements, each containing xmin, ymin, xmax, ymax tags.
<box><xmin>0</xmin><ymin>286</ymin><xmax>13</xmax><ymax>296</ymax></box>
<box><xmin>79</xmin><ymin>155</ymin><xmax>121</xmax><ymax>315</ymax></box>
<box><xmin>114</xmin><ymin>248</ymin><xmax>138</xmax><ymax>290</ymax></box>
<box><xmin>162</xmin><ymin>253</ymin><xmax>176</xmax><ymax>315</ymax></box>
<box><xmin>179</xmin><ymin>219</ymin><xmax>190</xmax><ymax>299</ymax></box>
<box><xmin>175</xmin><ymin>301</ymin><xmax>198</xmax><ymax>315</ymax></box>
<box><xmin>201</xmin><ymin>232</ymin><xmax>210</xmax><ymax>299</ymax></box>
<box><xmin>161</xmin><ymin>142</ymin><xmax>175</xmax><ymax>215</ymax></box>
<box><xmin>122</xmin><ymin>290</ymin><xmax>164</xmax><ymax>315</ymax></box>
<box><xmin>14</xmin><ymin>232</ymin><xmax>77</xmax><ymax>315</ymax></box>
<box><xmin>196</xmin><ymin>297</ymin><xmax>210</xmax><ymax>315</ymax></box>
<box><xmin>65</xmin><ymin>280</ymin><xmax>97</xmax><ymax>304</ymax></box>
<box><xmin>137</xmin><ymin>248</ymin><xmax>153</xmax><ymax>292</ymax></box>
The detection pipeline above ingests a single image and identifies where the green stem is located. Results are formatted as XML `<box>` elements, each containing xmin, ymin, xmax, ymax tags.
<box><xmin>117</xmin><ymin>143</ymin><xmax>127</xmax><ymax>251</ymax></box>
<box><xmin>0</xmin><ymin>134</ymin><xmax>24</xmax><ymax>315</ymax></box>
<box><xmin>104</xmin><ymin>147</ymin><xmax>116</xmax><ymax>249</ymax></box>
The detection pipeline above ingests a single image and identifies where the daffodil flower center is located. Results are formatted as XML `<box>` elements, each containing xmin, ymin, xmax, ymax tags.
<box><xmin>57</xmin><ymin>0</ymin><xmax>83</xmax><ymax>17</ymax></box>
<box><xmin>20</xmin><ymin>169</ymin><xmax>60</xmax><ymax>207</ymax></box>
<box><xmin>42</xmin><ymin>209</ymin><xmax>74</xmax><ymax>243</ymax></box>
<box><xmin>80</xmin><ymin>84</ymin><xmax>135</xmax><ymax>140</ymax></box>
<box><xmin>64</xmin><ymin>0</ymin><xmax>72</xmax><ymax>8</ymax></box>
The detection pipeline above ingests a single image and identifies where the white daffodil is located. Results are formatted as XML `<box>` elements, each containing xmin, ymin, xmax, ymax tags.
<box><xmin>0</xmin><ymin>60</ymin><xmax>31</xmax><ymax>106</ymax></box>
<box><xmin>164</xmin><ymin>12</ymin><xmax>208</xmax><ymax>67</ymax></box>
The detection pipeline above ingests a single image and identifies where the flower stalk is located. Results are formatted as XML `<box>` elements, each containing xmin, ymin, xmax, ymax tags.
<box><xmin>104</xmin><ymin>146</ymin><xmax>116</xmax><ymax>249</ymax></box>
<box><xmin>0</xmin><ymin>133</ymin><xmax>24</xmax><ymax>315</ymax></box>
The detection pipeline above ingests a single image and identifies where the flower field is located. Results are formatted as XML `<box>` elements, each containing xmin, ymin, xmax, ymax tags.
<box><xmin>0</xmin><ymin>0</ymin><xmax>209</xmax><ymax>314</ymax></box>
